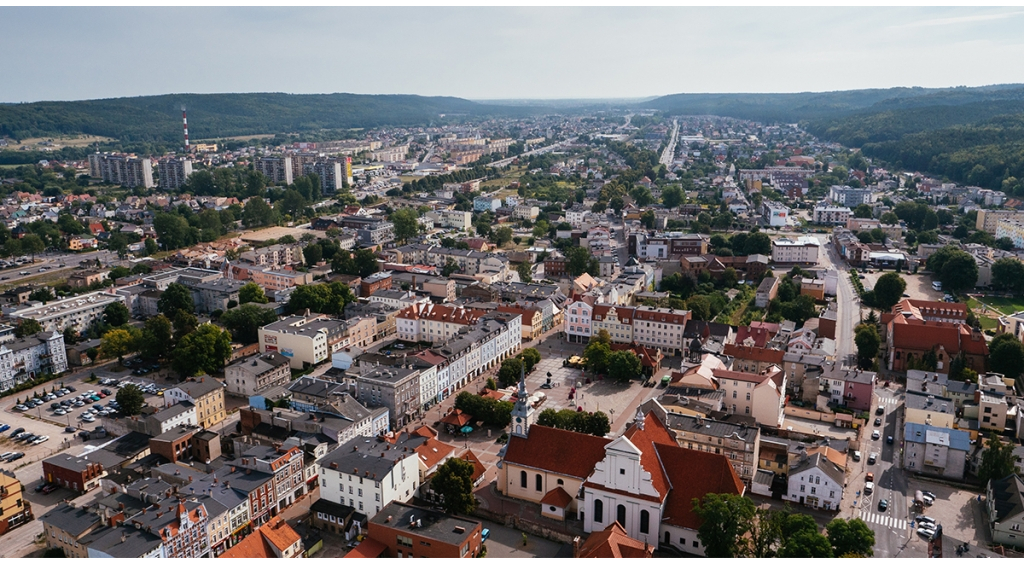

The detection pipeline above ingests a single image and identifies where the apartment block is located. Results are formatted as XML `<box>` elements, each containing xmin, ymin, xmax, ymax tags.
<box><xmin>157</xmin><ymin>156</ymin><xmax>194</xmax><ymax>190</ymax></box>
<box><xmin>88</xmin><ymin>153</ymin><xmax>154</xmax><ymax>188</ymax></box>
<box><xmin>10</xmin><ymin>290</ymin><xmax>126</xmax><ymax>334</ymax></box>
<box><xmin>259</xmin><ymin>314</ymin><xmax>346</xmax><ymax>369</ymax></box>
<box><xmin>255</xmin><ymin>156</ymin><xmax>294</xmax><ymax>185</ymax></box>
<box><xmin>771</xmin><ymin>236</ymin><xmax>820</xmax><ymax>264</ymax></box>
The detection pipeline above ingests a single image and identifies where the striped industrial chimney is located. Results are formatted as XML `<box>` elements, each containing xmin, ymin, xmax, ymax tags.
<box><xmin>182</xmin><ymin>105</ymin><xmax>190</xmax><ymax>152</ymax></box>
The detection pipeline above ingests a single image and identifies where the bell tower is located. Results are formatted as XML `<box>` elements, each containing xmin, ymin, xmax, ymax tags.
<box><xmin>509</xmin><ymin>363</ymin><xmax>535</xmax><ymax>438</ymax></box>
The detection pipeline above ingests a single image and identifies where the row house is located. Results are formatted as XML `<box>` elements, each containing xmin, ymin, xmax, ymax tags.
<box><xmin>239</xmin><ymin>444</ymin><xmax>306</xmax><ymax>513</ymax></box>
<box><xmin>396</xmin><ymin>303</ymin><xmax>488</xmax><ymax>343</ymax></box>
<box><xmin>571</xmin><ymin>303</ymin><xmax>691</xmax><ymax>356</ymax></box>
<box><xmin>712</xmin><ymin>367</ymin><xmax>787</xmax><ymax>428</ymax></box>
<box><xmin>0</xmin><ymin>330</ymin><xmax>68</xmax><ymax>392</ymax></box>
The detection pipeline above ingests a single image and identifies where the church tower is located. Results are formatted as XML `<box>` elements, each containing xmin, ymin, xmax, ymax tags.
<box><xmin>509</xmin><ymin>363</ymin><xmax>535</xmax><ymax>438</ymax></box>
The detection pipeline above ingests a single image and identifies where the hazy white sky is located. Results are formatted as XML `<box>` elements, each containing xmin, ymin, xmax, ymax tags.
<box><xmin>2</xmin><ymin>7</ymin><xmax>1024</xmax><ymax>103</ymax></box>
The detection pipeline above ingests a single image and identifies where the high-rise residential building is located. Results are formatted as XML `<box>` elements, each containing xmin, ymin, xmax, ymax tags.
<box><xmin>87</xmin><ymin>152</ymin><xmax>154</xmax><ymax>188</ymax></box>
<box><xmin>255</xmin><ymin>156</ymin><xmax>294</xmax><ymax>185</ymax></box>
<box><xmin>309</xmin><ymin>159</ymin><xmax>344</xmax><ymax>193</ymax></box>
<box><xmin>157</xmin><ymin>156</ymin><xmax>194</xmax><ymax>190</ymax></box>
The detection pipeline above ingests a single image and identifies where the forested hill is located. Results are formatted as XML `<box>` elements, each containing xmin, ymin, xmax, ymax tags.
<box><xmin>0</xmin><ymin>92</ymin><xmax>534</xmax><ymax>144</ymax></box>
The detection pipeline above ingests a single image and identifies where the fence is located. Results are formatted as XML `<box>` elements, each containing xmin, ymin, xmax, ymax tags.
<box><xmin>784</xmin><ymin>406</ymin><xmax>837</xmax><ymax>424</ymax></box>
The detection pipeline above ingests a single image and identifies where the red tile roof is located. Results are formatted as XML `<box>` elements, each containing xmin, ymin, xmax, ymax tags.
<box><xmin>722</xmin><ymin>343</ymin><xmax>785</xmax><ymax>365</ymax></box>
<box><xmin>343</xmin><ymin>537</ymin><xmax>387</xmax><ymax>558</ymax></box>
<box><xmin>456</xmin><ymin>450</ymin><xmax>487</xmax><ymax>484</ymax></box>
<box><xmin>632</xmin><ymin>308</ymin><xmax>689</xmax><ymax>326</ymax></box>
<box><xmin>620</xmin><ymin>412</ymin><xmax>677</xmax><ymax>500</ymax></box>
<box><xmin>417</xmin><ymin>437</ymin><xmax>456</xmax><ymax>471</ymax></box>
<box><xmin>440</xmin><ymin>409</ymin><xmax>473</xmax><ymax>427</ymax></box>
<box><xmin>220</xmin><ymin>516</ymin><xmax>301</xmax><ymax>558</ymax></box>
<box><xmin>592</xmin><ymin>305</ymin><xmax>634</xmax><ymax>325</ymax></box>
<box><xmin>503</xmin><ymin>425</ymin><xmax>611</xmax><ymax>480</ymax></box>
<box><xmin>656</xmin><ymin>442</ymin><xmax>745</xmax><ymax>530</ymax></box>
<box><xmin>540</xmin><ymin>486</ymin><xmax>574</xmax><ymax>508</ymax></box>
<box><xmin>610</xmin><ymin>343</ymin><xmax>663</xmax><ymax>369</ymax></box>
<box><xmin>396</xmin><ymin>303</ymin><xmax>486</xmax><ymax>324</ymax></box>
<box><xmin>577</xmin><ymin>522</ymin><xmax>654</xmax><ymax>558</ymax></box>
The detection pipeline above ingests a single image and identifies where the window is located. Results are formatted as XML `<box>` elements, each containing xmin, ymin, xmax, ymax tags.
<box><xmin>616</xmin><ymin>505</ymin><xmax>626</xmax><ymax>526</ymax></box>
<box><xmin>520</xmin><ymin>471</ymin><xmax>527</xmax><ymax>488</ymax></box>
<box><xmin>557</xmin><ymin>479</ymin><xmax>564</xmax><ymax>486</ymax></box>
<box><xmin>811</xmin><ymin>487</ymin><xmax>816</xmax><ymax>495</ymax></box>
<box><xmin>800</xmin><ymin>485</ymin><xmax>805</xmax><ymax>492</ymax></box>
<box><xmin>536</xmin><ymin>474</ymin><xmax>542</xmax><ymax>492</ymax></box>
<box><xmin>594</xmin><ymin>499</ymin><xmax>603</xmax><ymax>523</ymax></box>
<box><xmin>640</xmin><ymin>510</ymin><xmax>650</xmax><ymax>534</ymax></box>
<box><xmin>619</xmin><ymin>468</ymin><xmax>625</xmax><ymax>475</ymax></box>
<box><xmin>746</xmin><ymin>393</ymin><xmax>751</xmax><ymax>401</ymax></box>
<box><xmin>733</xmin><ymin>391</ymin><xmax>737</xmax><ymax>399</ymax></box>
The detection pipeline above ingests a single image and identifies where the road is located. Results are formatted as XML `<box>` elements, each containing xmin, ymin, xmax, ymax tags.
<box><xmin>815</xmin><ymin>234</ymin><xmax>860</xmax><ymax>368</ymax></box>
<box><xmin>488</xmin><ymin>138</ymin><xmax>576</xmax><ymax>169</ymax></box>
<box><xmin>0</xmin><ymin>249</ymin><xmax>118</xmax><ymax>289</ymax></box>
<box><xmin>852</xmin><ymin>385</ymin><xmax>914</xmax><ymax>558</ymax></box>
<box><xmin>659</xmin><ymin>119</ymin><xmax>679</xmax><ymax>166</ymax></box>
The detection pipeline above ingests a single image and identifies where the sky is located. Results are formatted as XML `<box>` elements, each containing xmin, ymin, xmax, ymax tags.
<box><xmin>2</xmin><ymin>6</ymin><xmax>1024</xmax><ymax>103</ymax></box>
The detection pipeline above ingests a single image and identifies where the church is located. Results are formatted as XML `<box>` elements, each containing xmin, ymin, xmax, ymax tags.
<box><xmin>498</xmin><ymin>374</ymin><xmax>746</xmax><ymax>555</ymax></box>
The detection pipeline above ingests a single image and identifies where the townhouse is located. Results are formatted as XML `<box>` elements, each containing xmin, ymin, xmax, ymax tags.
<box><xmin>164</xmin><ymin>376</ymin><xmax>227</xmax><ymax>429</ymax></box>
<box><xmin>317</xmin><ymin>434</ymin><xmax>420</xmax><ymax>519</ymax></box>
<box><xmin>259</xmin><ymin>314</ymin><xmax>346</xmax><ymax>369</ymax></box>
<box><xmin>224</xmin><ymin>352</ymin><xmax>292</xmax><ymax>397</ymax></box>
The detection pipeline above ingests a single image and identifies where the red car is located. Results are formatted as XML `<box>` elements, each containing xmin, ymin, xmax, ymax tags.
<box><xmin>40</xmin><ymin>483</ymin><xmax>58</xmax><ymax>494</ymax></box>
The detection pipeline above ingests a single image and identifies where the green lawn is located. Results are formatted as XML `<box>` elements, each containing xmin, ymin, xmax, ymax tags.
<box><xmin>971</xmin><ymin>296</ymin><xmax>1024</xmax><ymax>316</ymax></box>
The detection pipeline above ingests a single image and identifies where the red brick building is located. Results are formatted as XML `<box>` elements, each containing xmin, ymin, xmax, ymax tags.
<box><xmin>360</xmin><ymin>272</ymin><xmax>393</xmax><ymax>297</ymax></box>
<box><xmin>543</xmin><ymin>255</ymin><xmax>568</xmax><ymax>278</ymax></box>
<box><xmin>42</xmin><ymin>453</ymin><xmax>106</xmax><ymax>492</ymax></box>
<box><xmin>362</xmin><ymin>502</ymin><xmax>483</xmax><ymax>558</ymax></box>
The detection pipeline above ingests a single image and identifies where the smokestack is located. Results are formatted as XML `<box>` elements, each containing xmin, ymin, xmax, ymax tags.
<box><xmin>182</xmin><ymin>105</ymin><xmax>190</xmax><ymax>153</ymax></box>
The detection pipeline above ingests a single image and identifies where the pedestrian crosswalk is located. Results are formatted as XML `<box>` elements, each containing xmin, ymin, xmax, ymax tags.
<box><xmin>857</xmin><ymin>509</ymin><xmax>907</xmax><ymax>532</ymax></box>
<box><xmin>877</xmin><ymin>396</ymin><xmax>900</xmax><ymax>406</ymax></box>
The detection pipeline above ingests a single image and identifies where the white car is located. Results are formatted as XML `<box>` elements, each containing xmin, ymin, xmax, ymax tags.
<box><xmin>31</xmin><ymin>436</ymin><xmax>48</xmax><ymax>445</ymax></box>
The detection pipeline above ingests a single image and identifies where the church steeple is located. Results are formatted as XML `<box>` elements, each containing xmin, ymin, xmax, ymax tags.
<box><xmin>510</xmin><ymin>361</ymin><xmax>535</xmax><ymax>438</ymax></box>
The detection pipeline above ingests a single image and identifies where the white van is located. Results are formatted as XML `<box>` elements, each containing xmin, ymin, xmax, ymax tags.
<box><xmin>932</xmin><ymin>280</ymin><xmax>943</xmax><ymax>291</ymax></box>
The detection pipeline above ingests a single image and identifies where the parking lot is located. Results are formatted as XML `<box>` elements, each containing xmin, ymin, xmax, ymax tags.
<box><xmin>862</xmin><ymin>270</ymin><xmax>945</xmax><ymax>302</ymax></box>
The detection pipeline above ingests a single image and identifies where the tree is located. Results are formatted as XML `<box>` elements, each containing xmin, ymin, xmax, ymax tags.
<box><xmin>116</xmin><ymin>383</ymin><xmax>146</xmax><ymax>416</ymax></box>
<box><xmin>20</xmin><ymin>234</ymin><xmax>44</xmax><ymax>259</ymax></box>
<box><xmin>687</xmin><ymin>295</ymin><xmax>712</xmax><ymax>321</ymax></box>
<box><xmin>872</xmin><ymin>272</ymin><xmax>907</xmax><ymax>310</ymax></box>
<box><xmin>173</xmin><ymin>312</ymin><xmax>199</xmax><ymax>342</ymax></box>
<box><xmin>992</xmin><ymin>257</ymin><xmax>1024</xmax><ymax>294</ymax></box>
<box><xmin>242</xmin><ymin>197</ymin><xmax>277</xmax><ymax>228</ymax></box>
<box><xmin>518</xmin><ymin>348</ymin><xmax>541</xmax><ymax>373</ymax></box>
<box><xmin>489</xmin><ymin>226</ymin><xmax>513</xmax><ymax>247</ymax></box>
<box><xmin>979</xmin><ymin>431</ymin><xmax>1019</xmax><ymax>485</ymax></box>
<box><xmin>745</xmin><ymin>507</ymin><xmax>783</xmax><ymax>558</ymax></box>
<box><xmin>989</xmin><ymin>333</ymin><xmax>1024</xmax><ymax>380</ymax></box>
<box><xmin>172</xmin><ymin>324</ymin><xmax>232</xmax><ymax>377</ymax></box>
<box><xmin>391</xmin><ymin>208</ymin><xmax>420</xmax><ymax>243</ymax></box>
<box><xmin>662</xmin><ymin>185</ymin><xmax>684</xmax><ymax>209</ymax></box>
<box><xmin>238</xmin><ymin>282</ymin><xmax>269</xmax><ymax>305</ymax></box>
<box><xmin>583</xmin><ymin>340</ymin><xmax>611</xmax><ymax>374</ymax></box>
<box><xmin>692</xmin><ymin>493</ymin><xmax>756</xmax><ymax>558</ymax></box>
<box><xmin>153</xmin><ymin>213</ymin><xmax>196</xmax><ymax>251</ymax></box>
<box><xmin>431</xmin><ymin>458</ymin><xmax>478</xmax><ymax>515</ymax></box>
<box><xmin>441</xmin><ymin>258</ymin><xmax>460</xmax><ymax>277</ymax></box>
<box><xmin>140</xmin><ymin>314</ymin><xmax>173</xmax><ymax>359</ymax></box>
<box><xmin>742</xmin><ymin>232</ymin><xmax>771</xmax><ymax>256</ymax></box>
<box><xmin>880</xmin><ymin>211</ymin><xmax>899</xmax><ymax>224</ymax></box>
<box><xmin>158</xmin><ymin>283</ymin><xmax>194</xmax><ymax>321</ymax></box>
<box><xmin>516</xmin><ymin>261</ymin><xmax>532</xmax><ymax>284</ymax></box>
<box><xmin>100</xmin><ymin>327</ymin><xmax>140</xmax><ymax>362</ymax></box>
<box><xmin>103</xmin><ymin>302</ymin><xmax>131</xmax><ymax>327</ymax></box>
<box><xmin>606</xmin><ymin>350</ymin><xmax>642</xmax><ymax>384</ymax></box>
<box><xmin>854</xmin><ymin>323</ymin><xmax>881</xmax><ymax>369</ymax></box>
<box><xmin>14</xmin><ymin>319</ymin><xmax>43</xmax><ymax>338</ymax></box>
<box><xmin>353</xmin><ymin>248</ymin><xmax>379</xmax><ymax>277</ymax></box>
<box><xmin>497</xmin><ymin>357</ymin><xmax>524</xmax><ymax>388</ymax></box>
<box><xmin>927</xmin><ymin>245</ymin><xmax>978</xmax><ymax>293</ymax></box>
<box><xmin>302</xmin><ymin>243</ymin><xmax>323</xmax><ymax>266</ymax></box>
<box><xmin>144</xmin><ymin>238</ymin><xmax>159</xmax><ymax>256</ymax></box>
<box><xmin>778</xmin><ymin>529</ymin><xmax>833</xmax><ymax>558</ymax></box>
<box><xmin>826</xmin><ymin>518</ymin><xmax>875</xmax><ymax>557</ymax></box>
<box><xmin>853</xmin><ymin>204</ymin><xmax>873</xmax><ymax>218</ymax></box>
<box><xmin>287</xmin><ymin>282</ymin><xmax>355</xmax><ymax>316</ymax></box>
<box><xmin>29</xmin><ymin>287</ymin><xmax>54</xmax><ymax>303</ymax></box>
<box><xmin>565</xmin><ymin>245</ymin><xmax>598</xmax><ymax>277</ymax></box>
<box><xmin>219</xmin><ymin>304</ymin><xmax>280</xmax><ymax>344</ymax></box>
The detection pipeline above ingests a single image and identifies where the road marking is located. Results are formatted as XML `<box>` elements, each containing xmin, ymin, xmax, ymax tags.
<box><xmin>857</xmin><ymin>510</ymin><xmax>907</xmax><ymax>532</ymax></box>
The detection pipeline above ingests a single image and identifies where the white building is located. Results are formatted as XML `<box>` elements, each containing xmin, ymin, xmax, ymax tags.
<box><xmin>813</xmin><ymin>203</ymin><xmax>853</xmax><ymax>225</ymax></box>
<box><xmin>9</xmin><ymin>290</ymin><xmax>127</xmax><ymax>334</ymax></box>
<box><xmin>784</xmin><ymin>452</ymin><xmax>845</xmax><ymax>511</ymax></box>
<box><xmin>771</xmin><ymin>236</ymin><xmax>820</xmax><ymax>264</ymax></box>
<box><xmin>157</xmin><ymin>157</ymin><xmax>194</xmax><ymax>190</ymax></box>
<box><xmin>0</xmin><ymin>331</ymin><xmax>67</xmax><ymax>392</ymax></box>
<box><xmin>317</xmin><ymin>434</ymin><xmax>419</xmax><ymax>518</ymax></box>
<box><xmin>258</xmin><ymin>314</ymin><xmax>345</xmax><ymax>369</ymax></box>
<box><xmin>224</xmin><ymin>352</ymin><xmax>291</xmax><ymax>397</ymax></box>
<box><xmin>761</xmin><ymin>201</ymin><xmax>790</xmax><ymax>227</ymax></box>
<box><xmin>828</xmin><ymin>185</ymin><xmax>874</xmax><ymax>207</ymax></box>
<box><xmin>713</xmin><ymin>367</ymin><xmax>787</xmax><ymax>427</ymax></box>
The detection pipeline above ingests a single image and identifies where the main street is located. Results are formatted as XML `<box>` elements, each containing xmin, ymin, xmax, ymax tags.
<box><xmin>814</xmin><ymin>233</ymin><xmax>861</xmax><ymax>368</ymax></box>
<box><xmin>659</xmin><ymin>119</ymin><xmax>679</xmax><ymax>166</ymax></box>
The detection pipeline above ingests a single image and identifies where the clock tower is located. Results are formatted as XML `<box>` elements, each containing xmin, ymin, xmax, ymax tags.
<box><xmin>509</xmin><ymin>363</ymin><xmax>535</xmax><ymax>438</ymax></box>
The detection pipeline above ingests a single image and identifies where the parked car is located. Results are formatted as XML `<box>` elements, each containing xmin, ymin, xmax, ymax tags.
<box><xmin>9</xmin><ymin>428</ymin><xmax>23</xmax><ymax>437</ymax></box>
<box><xmin>40</xmin><ymin>483</ymin><xmax>58</xmax><ymax>494</ymax></box>
<box><xmin>864</xmin><ymin>482</ymin><xmax>874</xmax><ymax>495</ymax></box>
<box><xmin>32</xmin><ymin>436</ymin><xmax>49</xmax><ymax>445</ymax></box>
<box><xmin>0</xmin><ymin>424</ymin><xmax>10</xmax><ymax>433</ymax></box>
<box><xmin>872</xmin><ymin>430</ymin><xmax>880</xmax><ymax>440</ymax></box>
<box><xmin>866</xmin><ymin>472</ymin><xmax>874</xmax><ymax>482</ymax></box>
<box><xmin>878</xmin><ymin>499</ymin><xmax>888</xmax><ymax>511</ymax></box>
<box><xmin>7</xmin><ymin>452</ymin><xmax>23</xmax><ymax>462</ymax></box>
<box><xmin>868</xmin><ymin>453</ymin><xmax>877</xmax><ymax>465</ymax></box>
<box><xmin>915</xmin><ymin>515</ymin><xmax>937</xmax><ymax>525</ymax></box>
<box><xmin>874</xmin><ymin>417</ymin><xmax>882</xmax><ymax>426</ymax></box>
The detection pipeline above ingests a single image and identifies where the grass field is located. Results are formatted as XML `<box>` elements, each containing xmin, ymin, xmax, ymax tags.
<box><xmin>3</xmin><ymin>135</ymin><xmax>115</xmax><ymax>150</ymax></box>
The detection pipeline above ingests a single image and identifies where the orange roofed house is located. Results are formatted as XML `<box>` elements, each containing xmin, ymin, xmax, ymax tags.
<box><xmin>885</xmin><ymin>299</ymin><xmax>986</xmax><ymax>374</ymax></box>
<box><xmin>574</xmin><ymin>521</ymin><xmax>654</xmax><ymax>558</ymax></box>
<box><xmin>220</xmin><ymin>516</ymin><xmax>303</xmax><ymax>558</ymax></box>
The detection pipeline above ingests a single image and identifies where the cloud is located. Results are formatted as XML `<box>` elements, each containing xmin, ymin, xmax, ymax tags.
<box><xmin>890</xmin><ymin>9</ymin><xmax>1024</xmax><ymax>30</ymax></box>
